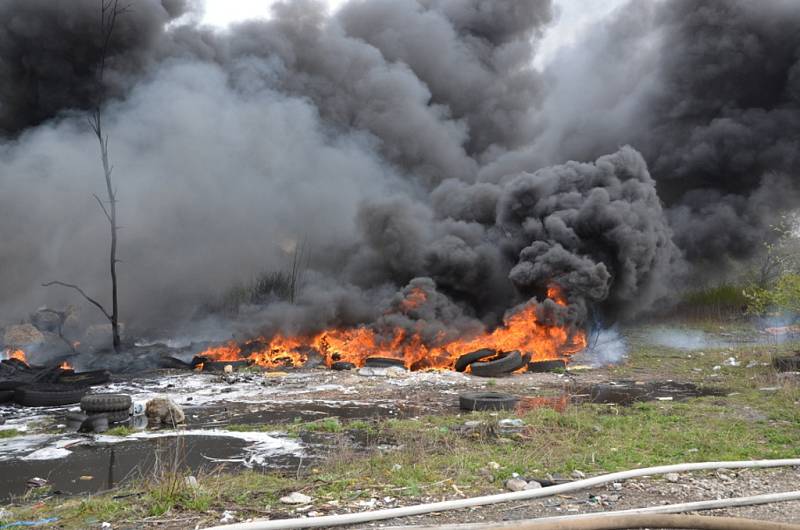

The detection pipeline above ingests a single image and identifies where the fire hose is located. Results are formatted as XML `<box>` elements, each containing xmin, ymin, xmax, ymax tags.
<box><xmin>431</xmin><ymin>514</ymin><xmax>800</xmax><ymax>529</ymax></box>
<box><xmin>203</xmin><ymin>458</ymin><xmax>800</xmax><ymax>530</ymax></box>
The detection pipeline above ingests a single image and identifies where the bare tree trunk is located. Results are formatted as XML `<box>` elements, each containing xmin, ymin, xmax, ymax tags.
<box><xmin>43</xmin><ymin>0</ymin><xmax>124</xmax><ymax>352</ymax></box>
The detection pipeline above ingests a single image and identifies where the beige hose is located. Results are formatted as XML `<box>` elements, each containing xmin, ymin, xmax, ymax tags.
<box><xmin>203</xmin><ymin>458</ymin><xmax>800</xmax><ymax>529</ymax></box>
<box><xmin>505</xmin><ymin>513</ymin><xmax>800</xmax><ymax>530</ymax></box>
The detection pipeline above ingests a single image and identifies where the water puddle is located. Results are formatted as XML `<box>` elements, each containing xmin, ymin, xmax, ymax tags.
<box><xmin>0</xmin><ymin>431</ymin><xmax>301</xmax><ymax>500</ymax></box>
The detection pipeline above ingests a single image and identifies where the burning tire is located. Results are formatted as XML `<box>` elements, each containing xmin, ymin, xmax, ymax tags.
<box><xmin>454</xmin><ymin>349</ymin><xmax>496</xmax><ymax>372</ymax></box>
<box><xmin>364</xmin><ymin>357</ymin><xmax>406</xmax><ymax>369</ymax></box>
<box><xmin>331</xmin><ymin>361</ymin><xmax>356</xmax><ymax>371</ymax></box>
<box><xmin>528</xmin><ymin>359</ymin><xmax>567</xmax><ymax>373</ymax></box>
<box><xmin>80</xmin><ymin>393</ymin><xmax>132</xmax><ymax>413</ymax></box>
<box><xmin>14</xmin><ymin>384</ymin><xmax>88</xmax><ymax>407</ymax></box>
<box><xmin>459</xmin><ymin>391</ymin><xmax>519</xmax><ymax>411</ymax></box>
<box><xmin>469</xmin><ymin>351</ymin><xmax>525</xmax><ymax>377</ymax></box>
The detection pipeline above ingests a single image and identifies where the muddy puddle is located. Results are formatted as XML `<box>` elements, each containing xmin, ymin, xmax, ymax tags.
<box><xmin>0</xmin><ymin>384</ymin><xmax>421</xmax><ymax>500</ymax></box>
<box><xmin>191</xmin><ymin>399</ymin><xmax>423</xmax><ymax>428</ymax></box>
<box><xmin>0</xmin><ymin>433</ymin><xmax>302</xmax><ymax>500</ymax></box>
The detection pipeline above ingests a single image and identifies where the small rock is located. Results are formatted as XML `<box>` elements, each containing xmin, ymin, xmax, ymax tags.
<box><xmin>392</xmin><ymin>464</ymin><xmax>402</xmax><ymax>471</ymax></box>
<box><xmin>571</xmin><ymin>470</ymin><xmax>586</xmax><ymax>479</ymax></box>
<box><xmin>220</xmin><ymin>510</ymin><xmax>236</xmax><ymax>523</ymax></box>
<box><xmin>665</xmin><ymin>472</ymin><xmax>680</xmax><ymax>483</ymax></box>
<box><xmin>464</xmin><ymin>421</ymin><xmax>482</xmax><ymax>429</ymax></box>
<box><xmin>487</xmin><ymin>461</ymin><xmax>501</xmax><ymax>470</ymax></box>
<box><xmin>608</xmin><ymin>494</ymin><xmax>620</xmax><ymax>502</ymax></box>
<box><xmin>505</xmin><ymin>478</ymin><xmax>528</xmax><ymax>492</ymax></box>
<box><xmin>281</xmin><ymin>492</ymin><xmax>312</xmax><ymax>505</ymax></box>
<box><xmin>611</xmin><ymin>482</ymin><xmax>623</xmax><ymax>491</ymax></box>
<box><xmin>523</xmin><ymin>480</ymin><xmax>542</xmax><ymax>490</ymax></box>
<box><xmin>145</xmin><ymin>397</ymin><xmax>185</xmax><ymax>425</ymax></box>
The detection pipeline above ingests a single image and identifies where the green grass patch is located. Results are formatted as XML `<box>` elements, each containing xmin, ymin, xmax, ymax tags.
<box><xmin>105</xmin><ymin>426</ymin><xmax>135</xmax><ymax>437</ymax></box>
<box><xmin>0</xmin><ymin>429</ymin><xmax>20</xmax><ymax>439</ymax></box>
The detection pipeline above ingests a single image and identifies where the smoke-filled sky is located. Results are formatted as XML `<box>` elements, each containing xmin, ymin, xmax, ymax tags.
<box><xmin>201</xmin><ymin>0</ymin><xmax>628</xmax><ymax>68</ymax></box>
<box><xmin>1</xmin><ymin>0</ymin><xmax>797</xmax><ymax>345</ymax></box>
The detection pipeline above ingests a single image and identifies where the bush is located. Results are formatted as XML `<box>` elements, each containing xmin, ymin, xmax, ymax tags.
<box><xmin>744</xmin><ymin>273</ymin><xmax>800</xmax><ymax>316</ymax></box>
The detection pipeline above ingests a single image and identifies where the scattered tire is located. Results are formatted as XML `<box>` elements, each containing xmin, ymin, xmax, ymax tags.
<box><xmin>454</xmin><ymin>349</ymin><xmax>496</xmax><ymax>372</ymax></box>
<box><xmin>202</xmin><ymin>360</ymin><xmax>251</xmax><ymax>372</ymax></box>
<box><xmin>0</xmin><ymin>390</ymin><xmax>14</xmax><ymax>403</ymax></box>
<box><xmin>528</xmin><ymin>359</ymin><xmax>567</xmax><ymax>373</ymax></box>
<box><xmin>469</xmin><ymin>351</ymin><xmax>524</xmax><ymax>377</ymax></box>
<box><xmin>331</xmin><ymin>361</ymin><xmax>356</xmax><ymax>371</ymax></box>
<box><xmin>58</xmin><ymin>370</ymin><xmax>111</xmax><ymax>387</ymax></box>
<box><xmin>80</xmin><ymin>394</ymin><xmax>132</xmax><ymax>413</ymax></box>
<box><xmin>364</xmin><ymin>357</ymin><xmax>406</xmax><ymax>369</ymax></box>
<box><xmin>14</xmin><ymin>384</ymin><xmax>88</xmax><ymax>407</ymax></box>
<box><xmin>459</xmin><ymin>391</ymin><xmax>519</xmax><ymax>411</ymax></box>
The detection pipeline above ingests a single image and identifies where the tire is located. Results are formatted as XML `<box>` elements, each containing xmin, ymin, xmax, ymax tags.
<box><xmin>104</xmin><ymin>409</ymin><xmax>131</xmax><ymax>424</ymax></box>
<box><xmin>454</xmin><ymin>349</ymin><xmax>496</xmax><ymax>372</ymax></box>
<box><xmin>14</xmin><ymin>384</ymin><xmax>88</xmax><ymax>407</ymax></box>
<box><xmin>58</xmin><ymin>370</ymin><xmax>111</xmax><ymax>387</ymax></box>
<box><xmin>527</xmin><ymin>359</ymin><xmax>567</xmax><ymax>373</ymax></box>
<box><xmin>331</xmin><ymin>361</ymin><xmax>355</xmax><ymax>371</ymax></box>
<box><xmin>81</xmin><ymin>393</ymin><xmax>132</xmax><ymax>412</ymax></box>
<box><xmin>470</xmin><ymin>351</ymin><xmax>524</xmax><ymax>377</ymax></box>
<box><xmin>0</xmin><ymin>380</ymin><xmax>28</xmax><ymax>391</ymax></box>
<box><xmin>364</xmin><ymin>357</ymin><xmax>406</xmax><ymax>369</ymax></box>
<box><xmin>0</xmin><ymin>390</ymin><xmax>14</xmax><ymax>403</ymax></box>
<box><xmin>459</xmin><ymin>392</ymin><xmax>519</xmax><ymax>411</ymax></box>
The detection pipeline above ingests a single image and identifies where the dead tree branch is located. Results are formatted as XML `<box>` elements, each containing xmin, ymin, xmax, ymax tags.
<box><xmin>42</xmin><ymin>281</ymin><xmax>112</xmax><ymax>321</ymax></box>
<box><xmin>42</xmin><ymin>0</ymin><xmax>125</xmax><ymax>351</ymax></box>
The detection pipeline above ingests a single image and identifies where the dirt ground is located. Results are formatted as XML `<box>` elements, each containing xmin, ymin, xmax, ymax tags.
<box><xmin>1</xmin><ymin>321</ymin><xmax>799</xmax><ymax>529</ymax></box>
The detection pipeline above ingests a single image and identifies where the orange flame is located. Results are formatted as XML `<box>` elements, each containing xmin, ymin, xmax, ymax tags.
<box><xmin>59</xmin><ymin>361</ymin><xmax>73</xmax><ymax>370</ymax></box>
<box><xmin>4</xmin><ymin>349</ymin><xmax>28</xmax><ymax>365</ymax></box>
<box><xmin>198</xmin><ymin>285</ymin><xmax>587</xmax><ymax>372</ymax></box>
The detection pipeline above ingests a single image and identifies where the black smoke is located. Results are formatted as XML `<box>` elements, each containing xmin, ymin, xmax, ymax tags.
<box><xmin>502</xmin><ymin>0</ymin><xmax>800</xmax><ymax>265</ymax></box>
<box><xmin>0</xmin><ymin>0</ymin><xmax>795</xmax><ymax>349</ymax></box>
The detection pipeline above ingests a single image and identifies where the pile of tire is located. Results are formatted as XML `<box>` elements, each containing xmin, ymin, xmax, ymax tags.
<box><xmin>80</xmin><ymin>394</ymin><xmax>132</xmax><ymax>424</ymax></box>
<box><xmin>455</xmin><ymin>349</ymin><xmax>530</xmax><ymax>377</ymax></box>
<box><xmin>14</xmin><ymin>384</ymin><xmax>89</xmax><ymax>407</ymax></box>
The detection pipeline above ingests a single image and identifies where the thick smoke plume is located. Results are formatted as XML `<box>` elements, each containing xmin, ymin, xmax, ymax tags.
<box><xmin>0</xmin><ymin>0</ymin><xmax>796</xmax><ymax>350</ymax></box>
